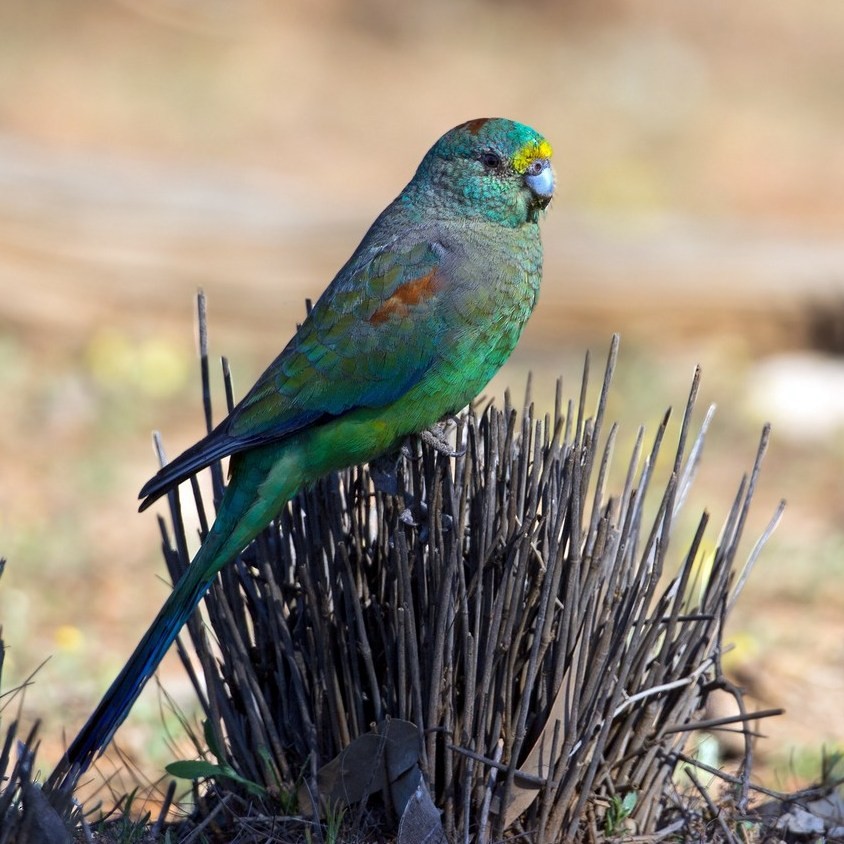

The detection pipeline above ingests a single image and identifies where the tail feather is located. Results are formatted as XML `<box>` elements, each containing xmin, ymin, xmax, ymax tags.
<box><xmin>138</xmin><ymin>431</ymin><xmax>235</xmax><ymax>511</ymax></box>
<box><xmin>48</xmin><ymin>532</ymin><xmax>230</xmax><ymax>792</ymax></box>
<box><xmin>50</xmin><ymin>442</ymin><xmax>297</xmax><ymax>794</ymax></box>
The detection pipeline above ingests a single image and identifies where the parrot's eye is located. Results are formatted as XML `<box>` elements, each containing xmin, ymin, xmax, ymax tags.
<box><xmin>479</xmin><ymin>151</ymin><xmax>502</xmax><ymax>170</ymax></box>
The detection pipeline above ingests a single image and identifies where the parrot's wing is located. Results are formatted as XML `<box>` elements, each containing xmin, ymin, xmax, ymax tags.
<box><xmin>139</xmin><ymin>239</ymin><xmax>450</xmax><ymax>508</ymax></box>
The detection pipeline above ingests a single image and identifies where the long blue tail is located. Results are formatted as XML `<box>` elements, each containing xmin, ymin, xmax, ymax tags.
<box><xmin>48</xmin><ymin>442</ymin><xmax>296</xmax><ymax>794</ymax></box>
<box><xmin>47</xmin><ymin>530</ymin><xmax>231</xmax><ymax>792</ymax></box>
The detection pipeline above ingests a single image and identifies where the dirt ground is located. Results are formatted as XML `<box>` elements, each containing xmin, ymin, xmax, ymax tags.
<box><xmin>0</xmin><ymin>0</ymin><xmax>843</xmax><ymax>810</ymax></box>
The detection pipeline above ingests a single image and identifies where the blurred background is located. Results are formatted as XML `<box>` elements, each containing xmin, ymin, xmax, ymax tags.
<box><xmin>0</xmin><ymin>0</ymin><xmax>842</xmax><ymax>800</ymax></box>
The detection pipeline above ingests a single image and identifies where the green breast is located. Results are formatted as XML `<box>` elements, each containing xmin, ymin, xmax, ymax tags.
<box><xmin>399</xmin><ymin>220</ymin><xmax>543</xmax><ymax>430</ymax></box>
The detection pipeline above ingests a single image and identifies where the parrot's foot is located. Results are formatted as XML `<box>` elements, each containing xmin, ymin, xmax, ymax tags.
<box><xmin>368</xmin><ymin>436</ymin><xmax>455</xmax><ymax>541</ymax></box>
<box><xmin>418</xmin><ymin>417</ymin><xmax>465</xmax><ymax>458</ymax></box>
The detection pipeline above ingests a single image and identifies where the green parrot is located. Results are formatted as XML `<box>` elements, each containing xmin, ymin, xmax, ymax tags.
<box><xmin>50</xmin><ymin>117</ymin><xmax>554</xmax><ymax>788</ymax></box>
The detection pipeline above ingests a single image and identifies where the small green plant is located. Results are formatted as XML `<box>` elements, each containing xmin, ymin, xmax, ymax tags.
<box><xmin>325</xmin><ymin>800</ymin><xmax>348</xmax><ymax>844</ymax></box>
<box><xmin>165</xmin><ymin>718</ymin><xmax>267</xmax><ymax>798</ymax></box>
<box><xmin>604</xmin><ymin>791</ymin><xmax>637</xmax><ymax>837</ymax></box>
<box><xmin>303</xmin><ymin>801</ymin><xmax>347</xmax><ymax>844</ymax></box>
<box><xmin>256</xmin><ymin>744</ymin><xmax>301</xmax><ymax>815</ymax></box>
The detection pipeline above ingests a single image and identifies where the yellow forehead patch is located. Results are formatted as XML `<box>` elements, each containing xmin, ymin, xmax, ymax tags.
<box><xmin>512</xmin><ymin>139</ymin><xmax>553</xmax><ymax>174</ymax></box>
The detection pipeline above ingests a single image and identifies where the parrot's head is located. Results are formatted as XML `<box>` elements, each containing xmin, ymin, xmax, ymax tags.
<box><xmin>410</xmin><ymin>118</ymin><xmax>554</xmax><ymax>227</ymax></box>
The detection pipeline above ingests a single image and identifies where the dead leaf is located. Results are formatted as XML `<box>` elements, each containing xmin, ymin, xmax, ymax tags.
<box><xmin>298</xmin><ymin>718</ymin><xmax>421</xmax><ymax>816</ymax></box>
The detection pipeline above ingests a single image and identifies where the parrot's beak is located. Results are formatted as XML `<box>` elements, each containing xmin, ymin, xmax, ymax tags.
<box><xmin>524</xmin><ymin>159</ymin><xmax>555</xmax><ymax>209</ymax></box>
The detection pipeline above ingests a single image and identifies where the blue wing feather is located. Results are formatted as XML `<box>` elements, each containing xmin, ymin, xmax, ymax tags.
<box><xmin>139</xmin><ymin>234</ymin><xmax>447</xmax><ymax>509</ymax></box>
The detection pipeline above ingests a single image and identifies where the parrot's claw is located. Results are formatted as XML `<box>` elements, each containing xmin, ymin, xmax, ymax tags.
<box><xmin>418</xmin><ymin>419</ymin><xmax>466</xmax><ymax>457</ymax></box>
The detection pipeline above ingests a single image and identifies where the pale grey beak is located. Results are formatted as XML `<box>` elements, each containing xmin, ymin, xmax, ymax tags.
<box><xmin>524</xmin><ymin>159</ymin><xmax>555</xmax><ymax>200</ymax></box>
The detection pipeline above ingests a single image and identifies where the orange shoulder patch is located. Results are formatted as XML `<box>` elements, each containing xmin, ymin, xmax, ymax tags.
<box><xmin>368</xmin><ymin>270</ymin><xmax>440</xmax><ymax>326</ymax></box>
